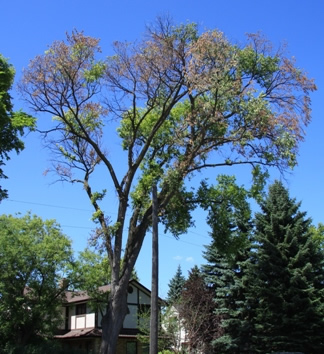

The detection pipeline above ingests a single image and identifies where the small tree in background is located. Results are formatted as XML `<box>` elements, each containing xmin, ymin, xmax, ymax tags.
<box><xmin>137</xmin><ymin>266</ymin><xmax>186</xmax><ymax>353</ymax></box>
<box><xmin>167</xmin><ymin>265</ymin><xmax>186</xmax><ymax>305</ymax></box>
<box><xmin>137</xmin><ymin>304</ymin><xmax>180</xmax><ymax>354</ymax></box>
<box><xmin>158</xmin><ymin>265</ymin><xmax>187</xmax><ymax>353</ymax></box>
<box><xmin>179</xmin><ymin>266</ymin><xmax>221</xmax><ymax>353</ymax></box>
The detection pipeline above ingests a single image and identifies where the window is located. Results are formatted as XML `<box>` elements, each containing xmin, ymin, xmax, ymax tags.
<box><xmin>76</xmin><ymin>303</ymin><xmax>86</xmax><ymax>315</ymax></box>
<box><xmin>126</xmin><ymin>341</ymin><xmax>137</xmax><ymax>354</ymax></box>
<box><xmin>124</xmin><ymin>304</ymin><xmax>138</xmax><ymax>328</ymax></box>
<box><xmin>128</xmin><ymin>285</ymin><xmax>134</xmax><ymax>294</ymax></box>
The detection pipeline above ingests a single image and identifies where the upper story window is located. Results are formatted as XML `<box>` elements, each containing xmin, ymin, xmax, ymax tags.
<box><xmin>76</xmin><ymin>303</ymin><xmax>86</xmax><ymax>315</ymax></box>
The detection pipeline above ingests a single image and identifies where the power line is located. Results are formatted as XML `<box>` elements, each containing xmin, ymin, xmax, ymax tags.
<box><xmin>8</xmin><ymin>199</ymin><xmax>91</xmax><ymax>212</ymax></box>
<box><xmin>188</xmin><ymin>229</ymin><xmax>211</xmax><ymax>239</ymax></box>
<box><xmin>6</xmin><ymin>199</ymin><xmax>211</xmax><ymax>246</ymax></box>
<box><xmin>7</xmin><ymin>198</ymin><xmax>120</xmax><ymax>216</ymax></box>
<box><xmin>60</xmin><ymin>224</ymin><xmax>93</xmax><ymax>230</ymax></box>
<box><xmin>163</xmin><ymin>234</ymin><xmax>207</xmax><ymax>248</ymax></box>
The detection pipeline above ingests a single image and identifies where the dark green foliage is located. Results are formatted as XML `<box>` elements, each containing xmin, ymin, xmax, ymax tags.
<box><xmin>166</xmin><ymin>265</ymin><xmax>186</xmax><ymax>304</ymax></box>
<box><xmin>201</xmin><ymin>176</ymin><xmax>253</xmax><ymax>353</ymax></box>
<box><xmin>202</xmin><ymin>245</ymin><xmax>253</xmax><ymax>353</ymax></box>
<box><xmin>0</xmin><ymin>340</ymin><xmax>86</xmax><ymax>354</ymax></box>
<box><xmin>202</xmin><ymin>180</ymin><xmax>324</xmax><ymax>353</ymax></box>
<box><xmin>68</xmin><ymin>248</ymin><xmax>112</xmax><ymax>314</ymax></box>
<box><xmin>0</xmin><ymin>54</ymin><xmax>34</xmax><ymax>200</ymax></box>
<box><xmin>248</xmin><ymin>181</ymin><xmax>324</xmax><ymax>353</ymax></box>
<box><xmin>198</xmin><ymin>175</ymin><xmax>252</xmax><ymax>258</ymax></box>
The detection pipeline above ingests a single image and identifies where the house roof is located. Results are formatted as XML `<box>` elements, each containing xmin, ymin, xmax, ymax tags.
<box><xmin>55</xmin><ymin>328</ymin><xmax>102</xmax><ymax>339</ymax></box>
<box><xmin>63</xmin><ymin>284</ymin><xmax>110</xmax><ymax>304</ymax></box>
<box><xmin>62</xmin><ymin>279</ymin><xmax>164</xmax><ymax>304</ymax></box>
<box><xmin>54</xmin><ymin>328</ymin><xmax>140</xmax><ymax>340</ymax></box>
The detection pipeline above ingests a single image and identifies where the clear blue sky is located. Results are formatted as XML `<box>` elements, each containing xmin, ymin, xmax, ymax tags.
<box><xmin>1</xmin><ymin>0</ymin><xmax>323</xmax><ymax>298</ymax></box>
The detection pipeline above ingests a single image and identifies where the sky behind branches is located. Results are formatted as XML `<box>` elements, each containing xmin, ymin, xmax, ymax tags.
<box><xmin>1</xmin><ymin>0</ymin><xmax>323</xmax><ymax>297</ymax></box>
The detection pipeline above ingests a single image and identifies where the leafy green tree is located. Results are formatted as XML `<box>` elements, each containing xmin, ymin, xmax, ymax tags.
<box><xmin>248</xmin><ymin>181</ymin><xmax>324</xmax><ymax>353</ymax></box>
<box><xmin>167</xmin><ymin>265</ymin><xmax>186</xmax><ymax>305</ymax></box>
<box><xmin>198</xmin><ymin>175</ymin><xmax>253</xmax><ymax>258</ymax></box>
<box><xmin>0</xmin><ymin>54</ymin><xmax>34</xmax><ymax>200</ymax></box>
<box><xmin>70</xmin><ymin>248</ymin><xmax>113</xmax><ymax>291</ymax></box>
<box><xmin>310</xmin><ymin>222</ymin><xmax>324</xmax><ymax>250</ymax></box>
<box><xmin>68</xmin><ymin>248</ymin><xmax>113</xmax><ymax>317</ymax></box>
<box><xmin>19</xmin><ymin>18</ymin><xmax>316</xmax><ymax>353</ymax></box>
<box><xmin>0</xmin><ymin>213</ymin><xmax>73</xmax><ymax>349</ymax></box>
<box><xmin>160</xmin><ymin>305</ymin><xmax>184</xmax><ymax>353</ymax></box>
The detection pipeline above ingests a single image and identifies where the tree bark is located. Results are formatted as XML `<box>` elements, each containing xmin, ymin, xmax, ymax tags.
<box><xmin>100</xmin><ymin>282</ymin><xmax>129</xmax><ymax>354</ymax></box>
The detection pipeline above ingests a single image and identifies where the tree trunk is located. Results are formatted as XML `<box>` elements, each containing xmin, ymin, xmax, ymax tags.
<box><xmin>17</xmin><ymin>325</ymin><xmax>33</xmax><ymax>348</ymax></box>
<box><xmin>100</xmin><ymin>282</ymin><xmax>129</xmax><ymax>354</ymax></box>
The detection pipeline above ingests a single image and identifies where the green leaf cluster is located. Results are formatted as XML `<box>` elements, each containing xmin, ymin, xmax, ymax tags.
<box><xmin>69</xmin><ymin>248</ymin><xmax>111</xmax><ymax>311</ymax></box>
<box><xmin>238</xmin><ymin>46</ymin><xmax>280</xmax><ymax>89</ymax></box>
<box><xmin>0</xmin><ymin>213</ymin><xmax>73</xmax><ymax>347</ymax></box>
<box><xmin>69</xmin><ymin>248</ymin><xmax>138</xmax><ymax>314</ymax></box>
<box><xmin>91</xmin><ymin>189</ymin><xmax>107</xmax><ymax>204</ymax></box>
<box><xmin>83</xmin><ymin>61</ymin><xmax>106</xmax><ymax>83</ymax></box>
<box><xmin>197</xmin><ymin>175</ymin><xmax>252</xmax><ymax>257</ymax></box>
<box><xmin>0</xmin><ymin>55</ymin><xmax>35</xmax><ymax>200</ymax></box>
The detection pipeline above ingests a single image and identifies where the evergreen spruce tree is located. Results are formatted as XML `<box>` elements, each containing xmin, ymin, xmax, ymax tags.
<box><xmin>202</xmin><ymin>244</ymin><xmax>253</xmax><ymax>353</ymax></box>
<box><xmin>249</xmin><ymin>181</ymin><xmax>324</xmax><ymax>353</ymax></box>
<box><xmin>167</xmin><ymin>265</ymin><xmax>186</xmax><ymax>305</ymax></box>
<box><xmin>201</xmin><ymin>174</ymin><xmax>254</xmax><ymax>353</ymax></box>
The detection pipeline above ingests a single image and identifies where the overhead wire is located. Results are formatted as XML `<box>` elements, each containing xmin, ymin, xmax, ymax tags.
<box><xmin>5</xmin><ymin>198</ymin><xmax>210</xmax><ymax>248</ymax></box>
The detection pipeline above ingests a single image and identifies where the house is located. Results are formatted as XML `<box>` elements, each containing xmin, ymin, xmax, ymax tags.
<box><xmin>55</xmin><ymin>279</ymin><xmax>158</xmax><ymax>354</ymax></box>
<box><xmin>162</xmin><ymin>304</ymin><xmax>189</xmax><ymax>353</ymax></box>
